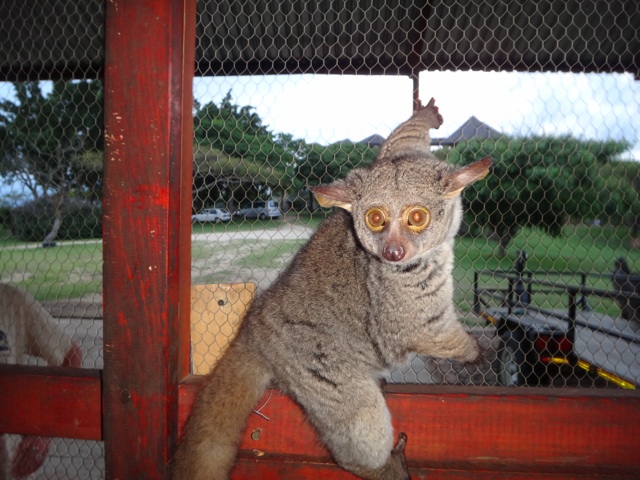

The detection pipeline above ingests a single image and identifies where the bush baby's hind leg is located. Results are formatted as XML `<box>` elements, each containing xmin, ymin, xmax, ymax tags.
<box><xmin>301</xmin><ymin>380</ymin><xmax>410</xmax><ymax>480</ymax></box>
<box><xmin>346</xmin><ymin>432</ymin><xmax>410</xmax><ymax>480</ymax></box>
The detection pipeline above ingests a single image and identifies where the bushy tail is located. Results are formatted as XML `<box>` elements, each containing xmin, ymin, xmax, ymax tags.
<box><xmin>375</xmin><ymin>97</ymin><xmax>443</xmax><ymax>163</ymax></box>
<box><xmin>172</xmin><ymin>335</ymin><xmax>271</xmax><ymax>479</ymax></box>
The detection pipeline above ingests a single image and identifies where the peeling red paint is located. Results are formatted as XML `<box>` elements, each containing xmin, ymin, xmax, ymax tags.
<box><xmin>131</xmin><ymin>184</ymin><xmax>170</xmax><ymax>210</ymax></box>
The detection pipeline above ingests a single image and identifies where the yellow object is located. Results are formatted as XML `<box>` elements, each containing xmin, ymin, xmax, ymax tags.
<box><xmin>190</xmin><ymin>283</ymin><xmax>256</xmax><ymax>375</ymax></box>
<box><xmin>548</xmin><ymin>357</ymin><xmax>636</xmax><ymax>390</ymax></box>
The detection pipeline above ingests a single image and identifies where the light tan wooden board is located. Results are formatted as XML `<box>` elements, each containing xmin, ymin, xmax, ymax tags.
<box><xmin>190</xmin><ymin>283</ymin><xmax>256</xmax><ymax>375</ymax></box>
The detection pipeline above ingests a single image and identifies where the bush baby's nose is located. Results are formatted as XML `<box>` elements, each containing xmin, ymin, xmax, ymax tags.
<box><xmin>383</xmin><ymin>243</ymin><xmax>405</xmax><ymax>262</ymax></box>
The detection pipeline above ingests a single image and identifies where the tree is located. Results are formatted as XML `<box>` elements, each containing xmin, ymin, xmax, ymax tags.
<box><xmin>294</xmin><ymin>140</ymin><xmax>378</xmax><ymax>210</ymax></box>
<box><xmin>592</xmin><ymin>159</ymin><xmax>640</xmax><ymax>241</ymax></box>
<box><xmin>296</xmin><ymin>141</ymin><xmax>377</xmax><ymax>187</ymax></box>
<box><xmin>0</xmin><ymin>80</ymin><xmax>104</xmax><ymax>244</ymax></box>
<box><xmin>192</xmin><ymin>146</ymin><xmax>289</xmax><ymax>212</ymax></box>
<box><xmin>449</xmin><ymin>136</ymin><xmax>631</xmax><ymax>256</ymax></box>
<box><xmin>193</xmin><ymin>92</ymin><xmax>300</xmax><ymax>199</ymax></box>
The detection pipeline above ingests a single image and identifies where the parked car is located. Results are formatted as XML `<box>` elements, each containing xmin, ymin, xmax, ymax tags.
<box><xmin>191</xmin><ymin>208</ymin><xmax>231</xmax><ymax>223</ymax></box>
<box><xmin>234</xmin><ymin>200</ymin><xmax>283</xmax><ymax>220</ymax></box>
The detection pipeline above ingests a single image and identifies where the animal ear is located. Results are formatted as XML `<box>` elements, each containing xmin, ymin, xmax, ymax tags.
<box><xmin>309</xmin><ymin>184</ymin><xmax>354</xmax><ymax>212</ymax></box>
<box><xmin>442</xmin><ymin>157</ymin><xmax>492</xmax><ymax>198</ymax></box>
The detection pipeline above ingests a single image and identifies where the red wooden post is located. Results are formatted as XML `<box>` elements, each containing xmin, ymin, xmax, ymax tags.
<box><xmin>102</xmin><ymin>0</ymin><xmax>196</xmax><ymax>478</ymax></box>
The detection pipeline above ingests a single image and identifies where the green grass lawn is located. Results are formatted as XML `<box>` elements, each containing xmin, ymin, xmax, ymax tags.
<box><xmin>3</xmin><ymin>218</ymin><xmax>640</xmax><ymax>313</ymax></box>
<box><xmin>0</xmin><ymin>240</ymin><xmax>103</xmax><ymax>301</ymax></box>
<box><xmin>0</xmin><ymin>225</ymin><xmax>20</xmax><ymax>246</ymax></box>
<box><xmin>454</xmin><ymin>224</ymin><xmax>640</xmax><ymax>318</ymax></box>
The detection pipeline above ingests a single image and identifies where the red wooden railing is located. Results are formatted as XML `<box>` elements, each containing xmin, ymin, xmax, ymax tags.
<box><xmin>3</xmin><ymin>367</ymin><xmax>639</xmax><ymax>478</ymax></box>
<box><xmin>1</xmin><ymin>1</ymin><xmax>639</xmax><ymax>479</ymax></box>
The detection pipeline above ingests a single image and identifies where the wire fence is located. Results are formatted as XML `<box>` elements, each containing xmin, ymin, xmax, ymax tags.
<box><xmin>0</xmin><ymin>1</ymin><xmax>639</xmax><ymax>478</ymax></box>
<box><xmin>188</xmin><ymin>3</ymin><xmax>640</xmax><ymax>391</ymax></box>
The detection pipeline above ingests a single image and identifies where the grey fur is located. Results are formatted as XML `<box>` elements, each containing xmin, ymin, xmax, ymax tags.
<box><xmin>172</xmin><ymin>99</ymin><xmax>491</xmax><ymax>480</ymax></box>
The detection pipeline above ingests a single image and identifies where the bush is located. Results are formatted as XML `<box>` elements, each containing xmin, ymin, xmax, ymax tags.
<box><xmin>10</xmin><ymin>197</ymin><xmax>102</xmax><ymax>242</ymax></box>
<box><xmin>0</xmin><ymin>206</ymin><xmax>11</xmax><ymax>227</ymax></box>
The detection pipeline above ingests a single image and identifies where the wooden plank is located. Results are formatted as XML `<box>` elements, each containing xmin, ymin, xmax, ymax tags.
<box><xmin>574</xmin><ymin>324</ymin><xmax>640</xmax><ymax>385</ymax></box>
<box><xmin>555</xmin><ymin>310</ymin><xmax>640</xmax><ymax>385</ymax></box>
<box><xmin>0</xmin><ymin>365</ymin><xmax>101</xmax><ymax>440</ymax></box>
<box><xmin>190</xmin><ymin>283</ymin><xmax>255</xmax><ymax>374</ymax></box>
<box><xmin>231</xmin><ymin>458</ymin><xmax>639</xmax><ymax>480</ymax></box>
<box><xmin>102</xmin><ymin>0</ymin><xmax>196</xmax><ymax>478</ymax></box>
<box><xmin>178</xmin><ymin>380</ymin><xmax>640</xmax><ymax>477</ymax></box>
<box><xmin>575</xmin><ymin>311</ymin><xmax>640</xmax><ymax>341</ymax></box>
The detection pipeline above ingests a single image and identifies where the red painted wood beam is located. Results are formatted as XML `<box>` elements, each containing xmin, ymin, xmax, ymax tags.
<box><xmin>2</xmin><ymin>366</ymin><xmax>637</xmax><ymax>478</ymax></box>
<box><xmin>102</xmin><ymin>0</ymin><xmax>196</xmax><ymax>478</ymax></box>
<box><xmin>230</xmin><ymin>458</ymin><xmax>638</xmax><ymax>480</ymax></box>
<box><xmin>179</xmin><ymin>379</ymin><xmax>640</xmax><ymax>478</ymax></box>
<box><xmin>0</xmin><ymin>365</ymin><xmax>101</xmax><ymax>440</ymax></box>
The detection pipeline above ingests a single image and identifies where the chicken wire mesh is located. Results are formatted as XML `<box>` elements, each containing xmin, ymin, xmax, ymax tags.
<box><xmin>0</xmin><ymin>78</ymin><xmax>105</xmax><ymax>375</ymax></box>
<box><xmin>0</xmin><ymin>89</ymin><xmax>104</xmax><ymax>474</ymax></box>
<box><xmin>0</xmin><ymin>1</ymin><xmax>105</xmax><ymax>478</ymax></box>
<box><xmin>188</xmin><ymin>0</ymin><xmax>640</xmax><ymax>393</ymax></box>
<box><xmin>0</xmin><ymin>0</ymin><xmax>639</xmax><ymax>477</ymax></box>
<box><xmin>0</xmin><ymin>94</ymin><xmax>104</xmax><ymax>477</ymax></box>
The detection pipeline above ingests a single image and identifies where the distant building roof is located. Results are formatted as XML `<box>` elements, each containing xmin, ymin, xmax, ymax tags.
<box><xmin>359</xmin><ymin>117</ymin><xmax>503</xmax><ymax>150</ymax></box>
<box><xmin>431</xmin><ymin>116</ymin><xmax>503</xmax><ymax>147</ymax></box>
<box><xmin>359</xmin><ymin>134</ymin><xmax>386</xmax><ymax>147</ymax></box>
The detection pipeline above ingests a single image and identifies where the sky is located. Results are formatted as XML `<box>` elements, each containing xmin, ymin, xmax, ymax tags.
<box><xmin>193</xmin><ymin>70</ymin><xmax>640</xmax><ymax>159</ymax></box>
<box><xmin>1</xmin><ymin>70</ymin><xmax>640</xmax><ymax>202</ymax></box>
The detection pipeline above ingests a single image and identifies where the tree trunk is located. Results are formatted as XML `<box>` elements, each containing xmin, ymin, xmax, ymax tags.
<box><xmin>308</xmin><ymin>188</ymin><xmax>317</xmax><ymax>212</ymax></box>
<box><xmin>497</xmin><ymin>227</ymin><xmax>517</xmax><ymax>257</ymax></box>
<box><xmin>498</xmin><ymin>236</ymin><xmax>508</xmax><ymax>257</ymax></box>
<box><xmin>42</xmin><ymin>195</ymin><xmax>64</xmax><ymax>247</ymax></box>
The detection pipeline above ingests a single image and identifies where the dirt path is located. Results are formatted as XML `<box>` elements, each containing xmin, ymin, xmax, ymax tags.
<box><xmin>191</xmin><ymin>222</ymin><xmax>313</xmax><ymax>291</ymax></box>
<box><xmin>191</xmin><ymin>222</ymin><xmax>314</xmax><ymax>244</ymax></box>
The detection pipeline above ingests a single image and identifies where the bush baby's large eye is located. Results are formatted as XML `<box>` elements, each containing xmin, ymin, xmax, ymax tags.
<box><xmin>406</xmin><ymin>207</ymin><xmax>430</xmax><ymax>232</ymax></box>
<box><xmin>365</xmin><ymin>208</ymin><xmax>386</xmax><ymax>232</ymax></box>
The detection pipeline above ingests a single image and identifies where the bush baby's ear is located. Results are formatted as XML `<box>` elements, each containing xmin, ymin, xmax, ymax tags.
<box><xmin>309</xmin><ymin>184</ymin><xmax>354</xmax><ymax>212</ymax></box>
<box><xmin>442</xmin><ymin>156</ymin><xmax>492</xmax><ymax>199</ymax></box>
